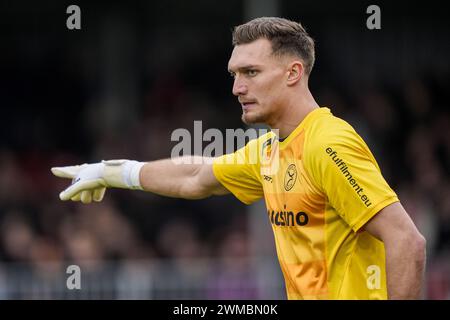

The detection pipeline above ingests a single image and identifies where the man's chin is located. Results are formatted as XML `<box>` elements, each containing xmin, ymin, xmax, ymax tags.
<box><xmin>241</xmin><ymin>113</ymin><xmax>260</xmax><ymax>125</ymax></box>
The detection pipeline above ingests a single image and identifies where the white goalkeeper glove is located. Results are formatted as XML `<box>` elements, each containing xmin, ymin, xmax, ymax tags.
<box><xmin>51</xmin><ymin>159</ymin><xmax>145</xmax><ymax>204</ymax></box>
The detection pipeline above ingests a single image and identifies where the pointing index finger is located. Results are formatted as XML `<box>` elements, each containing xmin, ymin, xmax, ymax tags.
<box><xmin>51</xmin><ymin>165</ymin><xmax>83</xmax><ymax>179</ymax></box>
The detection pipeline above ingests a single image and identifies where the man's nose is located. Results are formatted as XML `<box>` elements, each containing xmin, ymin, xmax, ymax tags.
<box><xmin>232</xmin><ymin>78</ymin><xmax>248</xmax><ymax>96</ymax></box>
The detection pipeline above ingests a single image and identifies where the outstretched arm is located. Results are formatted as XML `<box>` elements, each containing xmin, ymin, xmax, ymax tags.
<box><xmin>139</xmin><ymin>156</ymin><xmax>229</xmax><ymax>199</ymax></box>
<box><xmin>363</xmin><ymin>202</ymin><xmax>426</xmax><ymax>299</ymax></box>
<box><xmin>51</xmin><ymin>156</ymin><xmax>229</xmax><ymax>203</ymax></box>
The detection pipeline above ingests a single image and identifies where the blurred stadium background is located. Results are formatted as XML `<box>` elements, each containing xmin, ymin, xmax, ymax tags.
<box><xmin>0</xmin><ymin>0</ymin><xmax>448</xmax><ymax>299</ymax></box>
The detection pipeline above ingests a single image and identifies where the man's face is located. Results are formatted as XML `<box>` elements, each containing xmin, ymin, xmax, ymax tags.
<box><xmin>228</xmin><ymin>38</ymin><xmax>288</xmax><ymax>125</ymax></box>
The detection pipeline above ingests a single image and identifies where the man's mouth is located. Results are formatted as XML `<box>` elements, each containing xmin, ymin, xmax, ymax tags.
<box><xmin>241</xmin><ymin>101</ymin><xmax>257</xmax><ymax>111</ymax></box>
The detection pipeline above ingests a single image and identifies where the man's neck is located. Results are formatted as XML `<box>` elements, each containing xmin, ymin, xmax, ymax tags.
<box><xmin>269</xmin><ymin>88</ymin><xmax>320</xmax><ymax>139</ymax></box>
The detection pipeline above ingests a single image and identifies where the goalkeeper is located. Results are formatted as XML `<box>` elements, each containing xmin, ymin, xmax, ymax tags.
<box><xmin>52</xmin><ymin>17</ymin><xmax>426</xmax><ymax>300</ymax></box>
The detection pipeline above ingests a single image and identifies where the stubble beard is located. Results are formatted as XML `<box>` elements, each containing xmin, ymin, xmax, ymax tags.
<box><xmin>241</xmin><ymin>109</ymin><xmax>265</xmax><ymax>125</ymax></box>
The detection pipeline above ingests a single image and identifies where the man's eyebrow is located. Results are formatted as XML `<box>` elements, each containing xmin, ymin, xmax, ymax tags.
<box><xmin>228</xmin><ymin>65</ymin><xmax>260</xmax><ymax>73</ymax></box>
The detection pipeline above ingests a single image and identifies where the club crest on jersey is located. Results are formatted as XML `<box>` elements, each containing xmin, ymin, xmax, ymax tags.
<box><xmin>260</xmin><ymin>134</ymin><xmax>280</xmax><ymax>175</ymax></box>
<box><xmin>261</xmin><ymin>137</ymin><xmax>274</xmax><ymax>162</ymax></box>
<box><xmin>284</xmin><ymin>164</ymin><xmax>297</xmax><ymax>191</ymax></box>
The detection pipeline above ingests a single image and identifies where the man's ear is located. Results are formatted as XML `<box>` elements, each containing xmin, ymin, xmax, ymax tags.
<box><xmin>286</xmin><ymin>61</ymin><xmax>304</xmax><ymax>86</ymax></box>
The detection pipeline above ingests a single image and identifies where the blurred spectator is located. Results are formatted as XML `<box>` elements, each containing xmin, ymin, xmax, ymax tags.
<box><xmin>207</xmin><ymin>218</ymin><xmax>259</xmax><ymax>299</ymax></box>
<box><xmin>1</xmin><ymin>211</ymin><xmax>35</xmax><ymax>262</ymax></box>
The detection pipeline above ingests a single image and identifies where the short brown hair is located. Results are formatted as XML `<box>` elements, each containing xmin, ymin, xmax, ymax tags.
<box><xmin>232</xmin><ymin>17</ymin><xmax>315</xmax><ymax>76</ymax></box>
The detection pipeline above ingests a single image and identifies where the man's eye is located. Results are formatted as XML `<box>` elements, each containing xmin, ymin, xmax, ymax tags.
<box><xmin>247</xmin><ymin>70</ymin><xmax>258</xmax><ymax>77</ymax></box>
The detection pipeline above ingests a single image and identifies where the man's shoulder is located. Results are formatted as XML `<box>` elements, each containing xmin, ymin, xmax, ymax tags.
<box><xmin>303</xmin><ymin>110</ymin><xmax>369</xmax><ymax>164</ymax></box>
<box><xmin>306</xmin><ymin>111</ymin><xmax>356</xmax><ymax>144</ymax></box>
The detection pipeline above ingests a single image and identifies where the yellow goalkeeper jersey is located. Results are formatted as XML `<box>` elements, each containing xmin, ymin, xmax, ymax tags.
<box><xmin>212</xmin><ymin>107</ymin><xmax>399</xmax><ymax>299</ymax></box>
